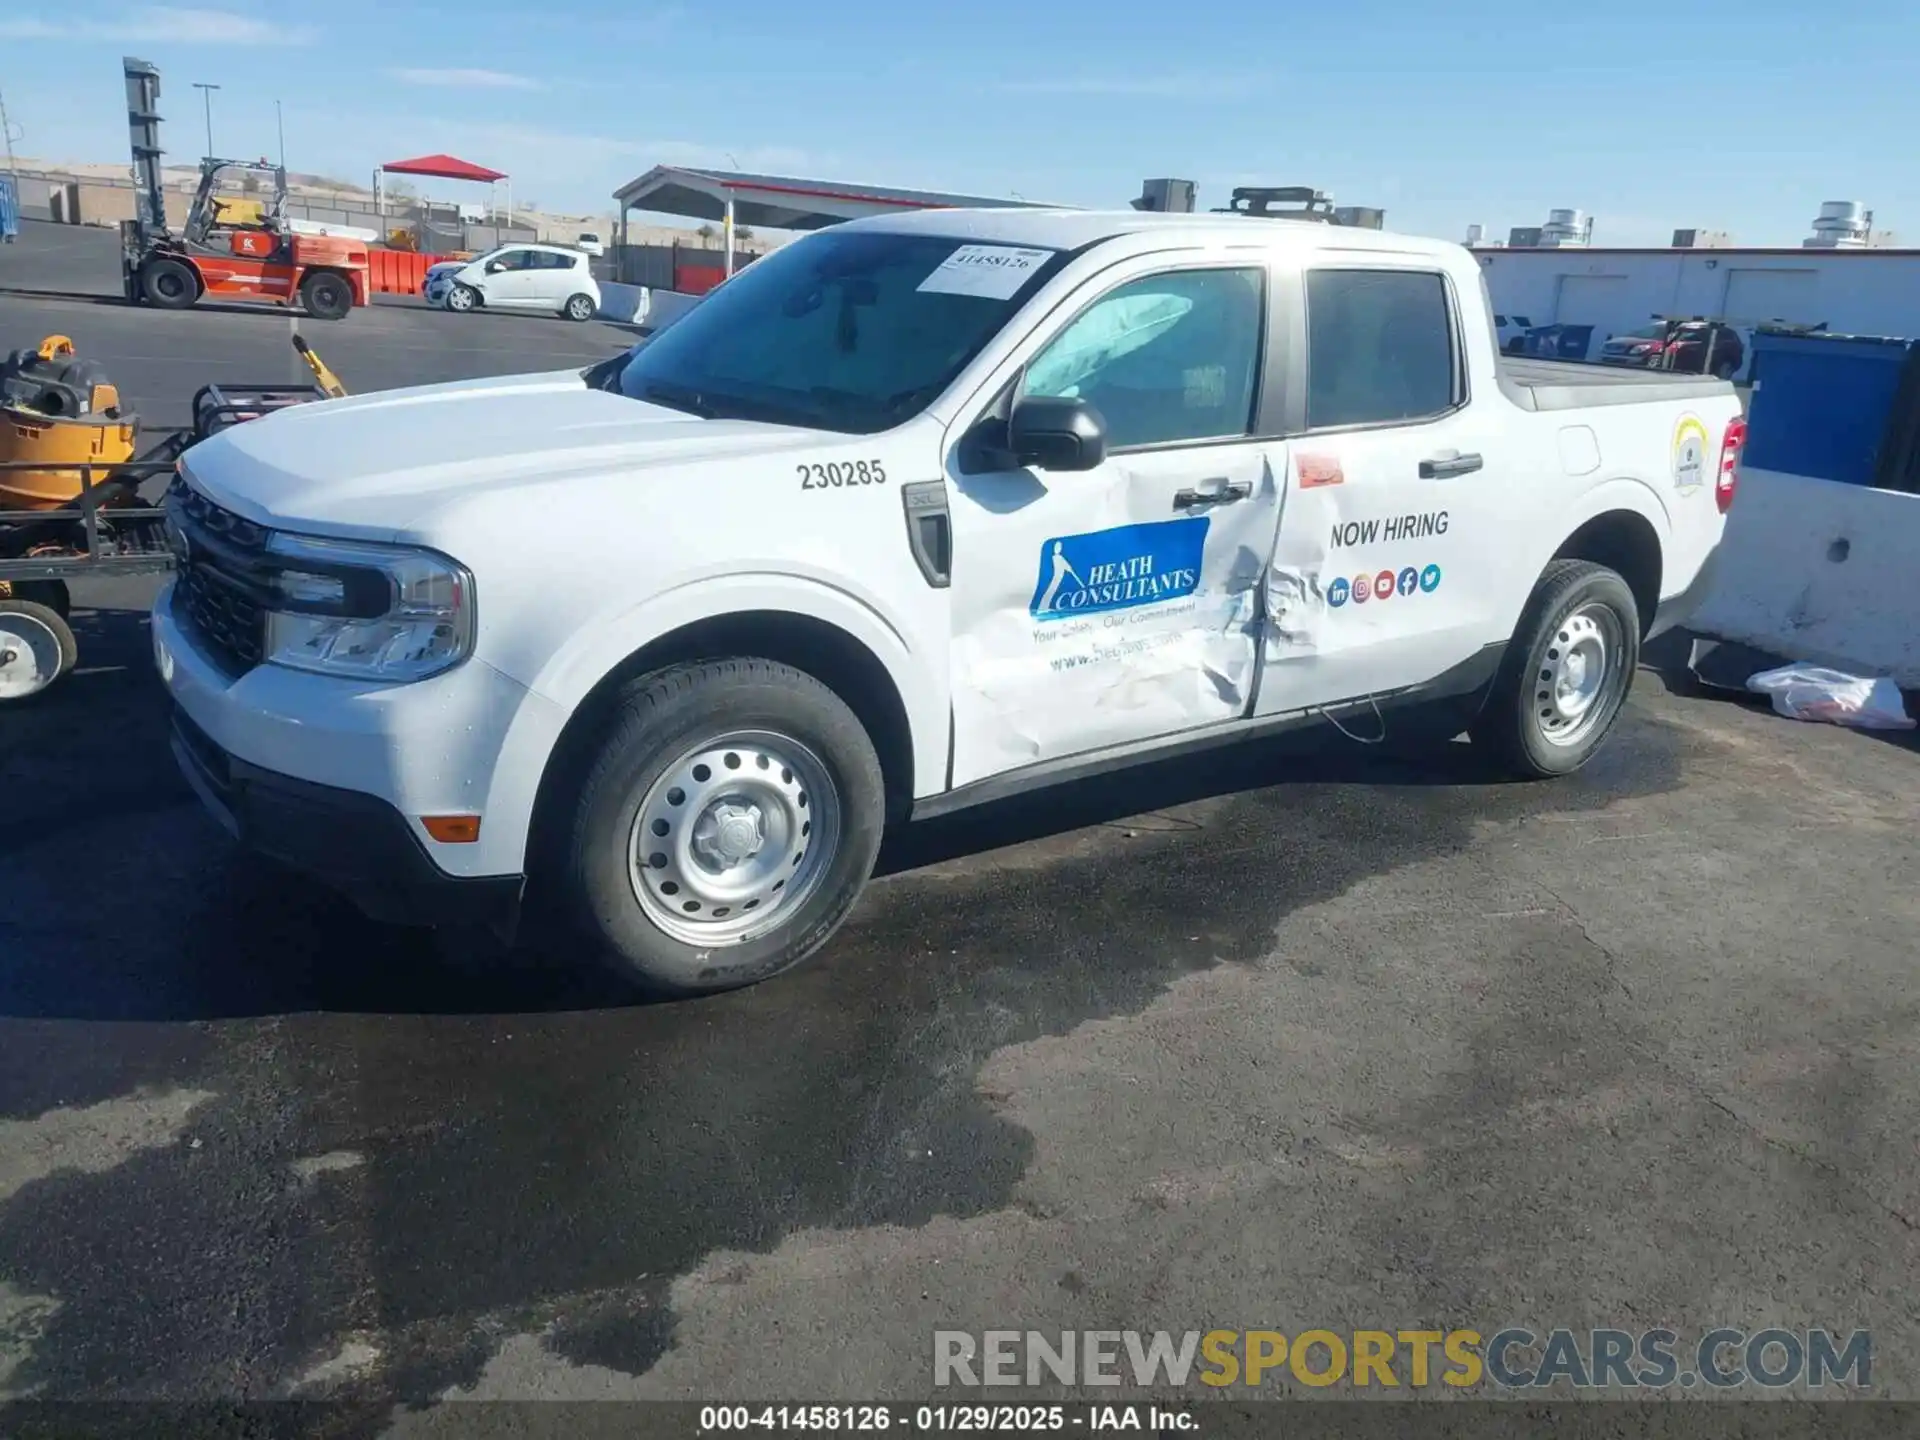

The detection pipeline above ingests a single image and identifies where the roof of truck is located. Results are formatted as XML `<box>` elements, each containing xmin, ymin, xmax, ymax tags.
<box><xmin>835</xmin><ymin>207</ymin><xmax>1462</xmax><ymax>260</ymax></box>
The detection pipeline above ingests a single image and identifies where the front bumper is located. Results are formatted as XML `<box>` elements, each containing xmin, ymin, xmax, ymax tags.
<box><xmin>153</xmin><ymin>577</ymin><xmax>565</xmax><ymax>908</ymax></box>
<box><xmin>171</xmin><ymin>704</ymin><xmax>525</xmax><ymax>934</ymax></box>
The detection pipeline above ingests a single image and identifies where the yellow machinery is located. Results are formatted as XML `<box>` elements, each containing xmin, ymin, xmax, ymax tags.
<box><xmin>0</xmin><ymin>332</ymin><xmax>348</xmax><ymax>701</ymax></box>
<box><xmin>0</xmin><ymin>336</ymin><xmax>138</xmax><ymax>512</ymax></box>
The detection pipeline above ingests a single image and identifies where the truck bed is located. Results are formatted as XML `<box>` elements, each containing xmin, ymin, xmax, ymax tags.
<box><xmin>1497</xmin><ymin>358</ymin><xmax>1735</xmax><ymax>413</ymax></box>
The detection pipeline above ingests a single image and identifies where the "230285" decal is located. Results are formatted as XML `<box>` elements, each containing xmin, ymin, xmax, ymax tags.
<box><xmin>799</xmin><ymin>460</ymin><xmax>887</xmax><ymax>490</ymax></box>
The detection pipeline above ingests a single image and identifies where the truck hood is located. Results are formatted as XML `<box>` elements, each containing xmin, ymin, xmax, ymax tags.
<box><xmin>180</xmin><ymin>368</ymin><xmax>813</xmax><ymax>537</ymax></box>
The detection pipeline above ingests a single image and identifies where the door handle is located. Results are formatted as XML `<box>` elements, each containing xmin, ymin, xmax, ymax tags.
<box><xmin>1419</xmin><ymin>452</ymin><xmax>1483</xmax><ymax>479</ymax></box>
<box><xmin>1172</xmin><ymin>479</ymin><xmax>1253</xmax><ymax>511</ymax></box>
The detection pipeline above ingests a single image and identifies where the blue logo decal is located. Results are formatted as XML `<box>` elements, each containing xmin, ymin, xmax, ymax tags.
<box><xmin>1397</xmin><ymin>566</ymin><xmax>1419</xmax><ymax>597</ymax></box>
<box><xmin>1030</xmin><ymin>517</ymin><xmax>1208</xmax><ymax>620</ymax></box>
<box><xmin>1328</xmin><ymin>576</ymin><xmax>1350</xmax><ymax>608</ymax></box>
<box><xmin>1420</xmin><ymin>563</ymin><xmax>1442</xmax><ymax>593</ymax></box>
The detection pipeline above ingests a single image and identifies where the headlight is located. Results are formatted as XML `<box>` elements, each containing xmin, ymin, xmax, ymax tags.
<box><xmin>261</xmin><ymin>531</ymin><xmax>474</xmax><ymax>681</ymax></box>
<box><xmin>1628</xmin><ymin>344</ymin><xmax>1653</xmax><ymax>356</ymax></box>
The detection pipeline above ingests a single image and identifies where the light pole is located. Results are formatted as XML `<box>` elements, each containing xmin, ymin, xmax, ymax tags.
<box><xmin>192</xmin><ymin>82</ymin><xmax>220</xmax><ymax>160</ymax></box>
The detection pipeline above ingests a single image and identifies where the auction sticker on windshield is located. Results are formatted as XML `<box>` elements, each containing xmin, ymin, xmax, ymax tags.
<box><xmin>919</xmin><ymin>245</ymin><xmax>1055</xmax><ymax>300</ymax></box>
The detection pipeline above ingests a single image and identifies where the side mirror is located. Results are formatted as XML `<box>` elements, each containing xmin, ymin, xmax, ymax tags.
<box><xmin>1008</xmin><ymin>396</ymin><xmax>1107</xmax><ymax>472</ymax></box>
<box><xmin>485</xmin><ymin>260</ymin><xmax>505</xmax><ymax>274</ymax></box>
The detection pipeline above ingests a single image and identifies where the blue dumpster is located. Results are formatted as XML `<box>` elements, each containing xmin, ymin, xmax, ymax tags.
<box><xmin>1744</xmin><ymin>330</ymin><xmax>1920</xmax><ymax>489</ymax></box>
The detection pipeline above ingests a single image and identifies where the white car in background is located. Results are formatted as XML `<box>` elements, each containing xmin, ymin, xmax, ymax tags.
<box><xmin>423</xmin><ymin>243</ymin><xmax>601</xmax><ymax>321</ymax></box>
<box><xmin>576</xmin><ymin>232</ymin><xmax>606</xmax><ymax>257</ymax></box>
<box><xmin>1493</xmin><ymin>312</ymin><xmax>1534</xmax><ymax>354</ymax></box>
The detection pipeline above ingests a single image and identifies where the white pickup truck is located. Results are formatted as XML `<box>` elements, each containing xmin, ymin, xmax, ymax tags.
<box><xmin>154</xmin><ymin>209</ymin><xmax>1746</xmax><ymax>995</ymax></box>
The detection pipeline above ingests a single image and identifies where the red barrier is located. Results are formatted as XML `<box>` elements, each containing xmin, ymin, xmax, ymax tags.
<box><xmin>367</xmin><ymin>250</ymin><xmax>445</xmax><ymax>296</ymax></box>
<box><xmin>675</xmin><ymin>263</ymin><xmax>727</xmax><ymax>295</ymax></box>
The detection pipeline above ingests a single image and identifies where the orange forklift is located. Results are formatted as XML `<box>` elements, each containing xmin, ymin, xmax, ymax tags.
<box><xmin>119</xmin><ymin>57</ymin><xmax>368</xmax><ymax>321</ymax></box>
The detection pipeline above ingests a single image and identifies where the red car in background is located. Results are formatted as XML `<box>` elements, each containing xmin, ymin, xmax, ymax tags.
<box><xmin>1598</xmin><ymin>320</ymin><xmax>1745</xmax><ymax>378</ymax></box>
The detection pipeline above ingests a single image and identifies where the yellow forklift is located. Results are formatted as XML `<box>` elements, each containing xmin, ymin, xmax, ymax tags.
<box><xmin>0</xmin><ymin>333</ymin><xmax>346</xmax><ymax>701</ymax></box>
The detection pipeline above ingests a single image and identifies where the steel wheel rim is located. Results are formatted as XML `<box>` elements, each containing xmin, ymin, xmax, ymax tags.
<box><xmin>0</xmin><ymin>610</ymin><xmax>62</xmax><ymax>699</ymax></box>
<box><xmin>1535</xmin><ymin>603</ymin><xmax>1624</xmax><ymax>748</ymax></box>
<box><xmin>628</xmin><ymin>728</ymin><xmax>842</xmax><ymax>945</ymax></box>
<box><xmin>157</xmin><ymin>274</ymin><xmax>184</xmax><ymax>299</ymax></box>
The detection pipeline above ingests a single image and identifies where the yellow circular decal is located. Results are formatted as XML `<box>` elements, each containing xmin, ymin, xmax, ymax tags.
<box><xmin>1673</xmin><ymin>415</ymin><xmax>1709</xmax><ymax>491</ymax></box>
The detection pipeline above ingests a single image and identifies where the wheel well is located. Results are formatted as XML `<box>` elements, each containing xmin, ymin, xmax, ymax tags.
<box><xmin>528</xmin><ymin>611</ymin><xmax>917</xmax><ymax>865</ymax></box>
<box><xmin>1553</xmin><ymin>510</ymin><xmax>1662</xmax><ymax>635</ymax></box>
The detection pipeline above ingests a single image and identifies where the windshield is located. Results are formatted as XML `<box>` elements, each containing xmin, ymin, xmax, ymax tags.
<box><xmin>1626</xmin><ymin>323</ymin><xmax>1667</xmax><ymax>339</ymax></box>
<box><xmin>613</xmin><ymin>229</ymin><xmax>1069</xmax><ymax>433</ymax></box>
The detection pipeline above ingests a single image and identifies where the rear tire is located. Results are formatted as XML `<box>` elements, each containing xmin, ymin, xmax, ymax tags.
<box><xmin>557</xmin><ymin>658</ymin><xmax>886</xmax><ymax>997</ymax></box>
<box><xmin>564</xmin><ymin>293</ymin><xmax>596</xmax><ymax>322</ymax></box>
<box><xmin>300</xmin><ymin>270</ymin><xmax>353</xmax><ymax>321</ymax></box>
<box><xmin>141</xmin><ymin>258</ymin><xmax>198</xmax><ymax>310</ymax></box>
<box><xmin>1471</xmin><ymin>560</ymin><xmax>1640</xmax><ymax>778</ymax></box>
<box><xmin>0</xmin><ymin>599</ymin><xmax>78</xmax><ymax>703</ymax></box>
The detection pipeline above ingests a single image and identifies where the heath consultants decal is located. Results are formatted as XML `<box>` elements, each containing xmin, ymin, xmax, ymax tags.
<box><xmin>1031</xmin><ymin>518</ymin><xmax>1208</xmax><ymax>620</ymax></box>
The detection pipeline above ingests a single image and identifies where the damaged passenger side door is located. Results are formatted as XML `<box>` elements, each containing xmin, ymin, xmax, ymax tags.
<box><xmin>942</xmin><ymin>259</ymin><xmax>1288</xmax><ymax>789</ymax></box>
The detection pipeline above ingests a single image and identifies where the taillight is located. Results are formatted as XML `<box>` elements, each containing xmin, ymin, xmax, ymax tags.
<box><xmin>1716</xmin><ymin>417</ymin><xmax>1747</xmax><ymax>514</ymax></box>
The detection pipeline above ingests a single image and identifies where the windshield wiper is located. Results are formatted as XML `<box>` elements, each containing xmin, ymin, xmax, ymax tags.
<box><xmin>638</xmin><ymin>381</ymin><xmax>718</xmax><ymax>418</ymax></box>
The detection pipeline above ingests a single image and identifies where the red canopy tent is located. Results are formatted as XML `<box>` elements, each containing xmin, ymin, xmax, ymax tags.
<box><xmin>376</xmin><ymin>153</ymin><xmax>513</xmax><ymax>233</ymax></box>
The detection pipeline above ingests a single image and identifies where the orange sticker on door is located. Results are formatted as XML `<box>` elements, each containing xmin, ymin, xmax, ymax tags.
<box><xmin>1297</xmin><ymin>454</ymin><xmax>1345</xmax><ymax>489</ymax></box>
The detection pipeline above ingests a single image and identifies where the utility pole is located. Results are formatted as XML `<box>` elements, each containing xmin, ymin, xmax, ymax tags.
<box><xmin>192</xmin><ymin>81</ymin><xmax>219</xmax><ymax>159</ymax></box>
<box><xmin>0</xmin><ymin>82</ymin><xmax>20</xmax><ymax>181</ymax></box>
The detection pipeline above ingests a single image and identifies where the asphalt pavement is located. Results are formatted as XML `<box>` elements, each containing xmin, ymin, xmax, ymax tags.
<box><xmin>5</xmin><ymin>223</ymin><xmax>1920</xmax><ymax>1435</ymax></box>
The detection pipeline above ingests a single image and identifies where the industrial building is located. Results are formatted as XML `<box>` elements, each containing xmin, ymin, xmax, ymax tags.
<box><xmin>1474</xmin><ymin>202</ymin><xmax>1919</xmax><ymax>371</ymax></box>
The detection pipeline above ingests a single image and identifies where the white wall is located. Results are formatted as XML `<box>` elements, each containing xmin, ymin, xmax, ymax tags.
<box><xmin>1477</xmin><ymin>249</ymin><xmax>1920</xmax><ymax>366</ymax></box>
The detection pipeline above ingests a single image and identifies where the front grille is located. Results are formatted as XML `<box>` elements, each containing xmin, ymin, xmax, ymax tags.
<box><xmin>167</xmin><ymin>474</ymin><xmax>272</xmax><ymax>676</ymax></box>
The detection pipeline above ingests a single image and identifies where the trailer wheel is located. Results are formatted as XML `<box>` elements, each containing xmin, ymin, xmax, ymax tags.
<box><xmin>300</xmin><ymin>271</ymin><xmax>354</xmax><ymax>321</ymax></box>
<box><xmin>141</xmin><ymin>258</ymin><xmax>199</xmax><ymax>310</ymax></box>
<box><xmin>7</xmin><ymin>580</ymin><xmax>70</xmax><ymax>619</ymax></box>
<box><xmin>556</xmin><ymin>658</ymin><xmax>886</xmax><ymax>997</ymax></box>
<box><xmin>0</xmin><ymin>600</ymin><xmax>77</xmax><ymax>703</ymax></box>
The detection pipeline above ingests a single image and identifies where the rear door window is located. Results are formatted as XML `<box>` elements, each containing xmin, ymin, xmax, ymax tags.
<box><xmin>1305</xmin><ymin>269</ymin><xmax>1459</xmax><ymax>429</ymax></box>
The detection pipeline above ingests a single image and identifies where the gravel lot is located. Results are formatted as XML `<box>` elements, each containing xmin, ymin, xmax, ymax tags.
<box><xmin>4</xmin><ymin>219</ymin><xmax>1920</xmax><ymax>1436</ymax></box>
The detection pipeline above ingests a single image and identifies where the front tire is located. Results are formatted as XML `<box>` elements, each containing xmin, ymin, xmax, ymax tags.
<box><xmin>446</xmin><ymin>283</ymin><xmax>478</xmax><ymax>313</ymax></box>
<box><xmin>300</xmin><ymin>270</ymin><xmax>353</xmax><ymax>321</ymax></box>
<box><xmin>141</xmin><ymin>258</ymin><xmax>198</xmax><ymax>310</ymax></box>
<box><xmin>1471</xmin><ymin>560</ymin><xmax>1640</xmax><ymax>778</ymax></box>
<box><xmin>558</xmin><ymin>659</ymin><xmax>886</xmax><ymax>996</ymax></box>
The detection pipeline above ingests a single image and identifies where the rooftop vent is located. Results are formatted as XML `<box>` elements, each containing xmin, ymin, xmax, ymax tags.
<box><xmin>1805</xmin><ymin>201</ymin><xmax>1871</xmax><ymax>249</ymax></box>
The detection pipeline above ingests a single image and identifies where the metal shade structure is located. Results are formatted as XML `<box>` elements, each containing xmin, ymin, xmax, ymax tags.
<box><xmin>383</xmin><ymin>153</ymin><xmax>507</xmax><ymax>183</ymax></box>
<box><xmin>377</xmin><ymin>153</ymin><xmax>512</xmax><ymax>230</ymax></box>
<box><xmin>612</xmin><ymin>164</ymin><xmax>1062</xmax><ymax>279</ymax></box>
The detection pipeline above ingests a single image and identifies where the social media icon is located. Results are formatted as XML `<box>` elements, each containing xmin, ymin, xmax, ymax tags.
<box><xmin>1420</xmin><ymin>563</ymin><xmax>1442</xmax><ymax>593</ymax></box>
<box><xmin>1374</xmin><ymin>570</ymin><xmax>1396</xmax><ymax>601</ymax></box>
<box><xmin>1351</xmin><ymin>572</ymin><xmax>1371</xmax><ymax>604</ymax></box>
<box><xmin>1328</xmin><ymin>576</ymin><xmax>1350</xmax><ymax>608</ymax></box>
<box><xmin>1397</xmin><ymin>566</ymin><xmax>1418</xmax><ymax>597</ymax></box>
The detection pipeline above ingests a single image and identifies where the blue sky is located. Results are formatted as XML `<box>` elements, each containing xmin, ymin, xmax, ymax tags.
<box><xmin>2</xmin><ymin>1</ymin><xmax>1914</xmax><ymax>244</ymax></box>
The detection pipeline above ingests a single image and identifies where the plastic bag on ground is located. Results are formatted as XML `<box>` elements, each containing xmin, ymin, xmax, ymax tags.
<box><xmin>1745</xmin><ymin>664</ymin><xmax>1916</xmax><ymax>730</ymax></box>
